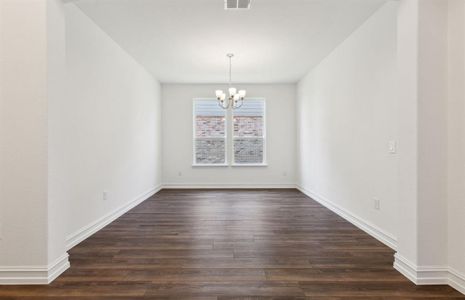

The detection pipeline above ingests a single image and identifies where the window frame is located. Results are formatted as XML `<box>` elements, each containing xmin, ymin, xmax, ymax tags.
<box><xmin>192</xmin><ymin>99</ymin><xmax>228</xmax><ymax>167</ymax></box>
<box><xmin>192</xmin><ymin>98</ymin><xmax>267</xmax><ymax>167</ymax></box>
<box><xmin>231</xmin><ymin>98</ymin><xmax>267</xmax><ymax>167</ymax></box>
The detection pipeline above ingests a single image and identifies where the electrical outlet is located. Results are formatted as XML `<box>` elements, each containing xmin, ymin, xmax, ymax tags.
<box><xmin>0</xmin><ymin>222</ymin><xmax>3</xmax><ymax>240</ymax></box>
<box><xmin>374</xmin><ymin>198</ymin><xmax>380</xmax><ymax>210</ymax></box>
<box><xmin>178</xmin><ymin>172</ymin><xmax>182</xmax><ymax>177</ymax></box>
<box><xmin>283</xmin><ymin>171</ymin><xmax>287</xmax><ymax>177</ymax></box>
<box><xmin>103</xmin><ymin>191</ymin><xmax>108</xmax><ymax>201</ymax></box>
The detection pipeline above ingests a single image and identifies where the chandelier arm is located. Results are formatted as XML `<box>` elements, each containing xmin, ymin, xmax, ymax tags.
<box><xmin>218</xmin><ymin>100</ymin><xmax>229</xmax><ymax>109</ymax></box>
<box><xmin>233</xmin><ymin>99</ymin><xmax>244</xmax><ymax>109</ymax></box>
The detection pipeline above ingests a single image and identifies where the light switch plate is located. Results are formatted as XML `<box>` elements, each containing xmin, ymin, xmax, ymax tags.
<box><xmin>374</xmin><ymin>198</ymin><xmax>380</xmax><ymax>210</ymax></box>
<box><xmin>388</xmin><ymin>140</ymin><xmax>397</xmax><ymax>154</ymax></box>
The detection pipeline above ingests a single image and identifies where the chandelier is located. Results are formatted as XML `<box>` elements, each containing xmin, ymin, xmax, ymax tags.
<box><xmin>215</xmin><ymin>53</ymin><xmax>246</xmax><ymax>109</ymax></box>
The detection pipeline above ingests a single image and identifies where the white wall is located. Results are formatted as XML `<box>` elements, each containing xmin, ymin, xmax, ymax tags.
<box><xmin>395</xmin><ymin>0</ymin><xmax>451</xmax><ymax>278</ymax></box>
<box><xmin>0</xmin><ymin>0</ymin><xmax>162</xmax><ymax>281</ymax></box>
<box><xmin>296</xmin><ymin>2</ymin><xmax>399</xmax><ymax>245</ymax></box>
<box><xmin>48</xmin><ymin>0</ymin><xmax>68</xmax><ymax>267</ymax></box>
<box><xmin>0</xmin><ymin>0</ymin><xmax>49</xmax><ymax>267</ymax></box>
<box><xmin>416</xmin><ymin>0</ymin><xmax>448</xmax><ymax>268</ymax></box>
<box><xmin>447</xmin><ymin>0</ymin><xmax>465</xmax><ymax>282</ymax></box>
<box><xmin>383</xmin><ymin>0</ymin><xmax>464</xmax><ymax>292</ymax></box>
<box><xmin>395</xmin><ymin>0</ymin><xmax>449</xmax><ymax>271</ymax></box>
<box><xmin>0</xmin><ymin>1</ymin><xmax>70</xmax><ymax>282</ymax></box>
<box><xmin>395</xmin><ymin>0</ymin><xmax>419</xmax><ymax>266</ymax></box>
<box><xmin>58</xmin><ymin>4</ymin><xmax>162</xmax><ymax>243</ymax></box>
<box><xmin>162</xmin><ymin>84</ymin><xmax>296</xmax><ymax>187</ymax></box>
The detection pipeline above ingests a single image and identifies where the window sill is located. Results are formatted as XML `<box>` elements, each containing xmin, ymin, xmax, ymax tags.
<box><xmin>192</xmin><ymin>164</ymin><xmax>229</xmax><ymax>167</ymax></box>
<box><xmin>231</xmin><ymin>163</ymin><xmax>268</xmax><ymax>167</ymax></box>
<box><xmin>191</xmin><ymin>163</ymin><xmax>268</xmax><ymax>167</ymax></box>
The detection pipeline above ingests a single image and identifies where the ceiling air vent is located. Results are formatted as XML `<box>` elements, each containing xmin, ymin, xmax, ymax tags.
<box><xmin>225</xmin><ymin>0</ymin><xmax>251</xmax><ymax>10</ymax></box>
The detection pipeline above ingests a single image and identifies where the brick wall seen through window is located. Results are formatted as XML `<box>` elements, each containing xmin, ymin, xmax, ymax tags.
<box><xmin>193</xmin><ymin>101</ymin><xmax>226</xmax><ymax>164</ymax></box>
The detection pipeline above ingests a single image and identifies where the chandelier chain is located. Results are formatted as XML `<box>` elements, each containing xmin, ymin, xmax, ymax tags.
<box><xmin>228</xmin><ymin>54</ymin><xmax>233</xmax><ymax>87</ymax></box>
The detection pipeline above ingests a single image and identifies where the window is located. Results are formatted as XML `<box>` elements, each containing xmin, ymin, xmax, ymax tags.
<box><xmin>193</xmin><ymin>98</ymin><xmax>266</xmax><ymax>166</ymax></box>
<box><xmin>232</xmin><ymin>99</ymin><xmax>266</xmax><ymax>165</ymax></box>
<box><xmin>193</xmin><ymin>100</ymin><xmax>227</xmax><ymax>165</ymax></box>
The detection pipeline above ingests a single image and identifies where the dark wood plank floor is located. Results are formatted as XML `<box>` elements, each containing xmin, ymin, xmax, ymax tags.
<box><xmin>1</xmin><ymin>189</ymin><xmax>463</xmax><ymax>299</ymax></box>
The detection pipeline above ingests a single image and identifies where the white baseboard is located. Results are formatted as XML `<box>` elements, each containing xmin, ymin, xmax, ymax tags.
<box><xmin>393</xmin><ymin>254</ymin><xmax>449</xmax><ymax>284</ymax></box>
<box><xmin>394</xmin><ymin>254</ymin><xmax>465</xmax><ymax>295</ymax></box>
<box><xmin>0</xmin><ymin>186</ymin><xmax>161</xmax><ymax>285</ymax></box>
<box><xmin>0</xmin><ymin>253</ymin><xmax>70</xmax><ymax>285</ymax></box>
<box><xmin>449</xmin><ymin>268</ymin><xmax>465</xmax><ymax>295</ymax></box>
<box><xmin>296</xmin><ymin>185</ymin><xmax>397</xmax><ymax>250</ymax></box>
<box><xmin>162</xmin><ymin>183</ymin><xmax>297</xmax><ymax>189</ymax></box>
<box><xmin>66</xmin><ymin>185</ymin><xmax>162</xmax><ymax>250</ymax></box>
<box><xmin>295</xmin><ymin>186</ymin><xmax>464</xmax><ymax>295</ymax></box>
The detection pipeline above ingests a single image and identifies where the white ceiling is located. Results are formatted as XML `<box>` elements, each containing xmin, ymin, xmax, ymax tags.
<box><xmin>74</xmin><ymin>0</ymin><xmax>389</xmax><ymax>83</ymax></box>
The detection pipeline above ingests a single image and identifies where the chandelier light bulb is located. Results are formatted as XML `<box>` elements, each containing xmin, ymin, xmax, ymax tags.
<box><xmin>238</xmin><ymin>90</ymin><xmax>246</xmax><ymax>98</ymax></box>
<box><xmin>229</xmin><ymin>87</ymin><xmax>237</xmax><ymax>96</ymax></box>
<box><xmin>216</xmin><ymin>90</ymin><xmax>224</xmax><ymax>98</ymax></box>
